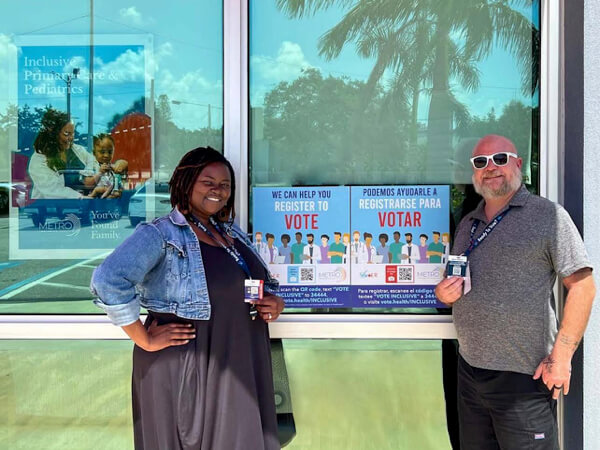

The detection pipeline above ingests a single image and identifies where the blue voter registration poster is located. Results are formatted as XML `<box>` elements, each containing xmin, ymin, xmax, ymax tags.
<box><xmin>252</xmin><ymin>185</ymin><xmax>450</xmax><ymax>308</ymax></box>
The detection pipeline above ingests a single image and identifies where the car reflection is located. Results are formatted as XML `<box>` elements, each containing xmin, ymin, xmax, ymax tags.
<box><xmin>0</xmin><ymin>182</ymin><xmax>28</xmax><ymax>213</ymax></box>
<box><xmin>128</xmin><ymin>181</ymin><xmax>171</xmax><ymax>227</ymax></box>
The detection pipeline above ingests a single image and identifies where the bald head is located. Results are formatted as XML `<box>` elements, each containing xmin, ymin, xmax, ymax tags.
<box><xmin>472</xmin><ymin>134</ymin><xmax>517</xmax><ymax>158</ymax></box>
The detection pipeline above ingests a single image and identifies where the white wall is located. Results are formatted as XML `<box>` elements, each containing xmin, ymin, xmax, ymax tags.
<box><xmin>583</xmin><ymin>1</ymin><xmax>600</xmax><ymax>448</ymax></box>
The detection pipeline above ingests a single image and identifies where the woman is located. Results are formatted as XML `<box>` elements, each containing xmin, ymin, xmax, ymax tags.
<box><xmin>91</xmin><ymin>146</ymin><xmax>284</xmax><ymax>450</ymax></box>
<box><xmin>29</xmin><ymin>108</ymin><xmax>100</xmax><ymax>198</ymax></box>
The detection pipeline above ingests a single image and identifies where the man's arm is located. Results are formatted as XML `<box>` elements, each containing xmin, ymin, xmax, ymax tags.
<box><xmin>533</xmin><ymin>268</ymin><xmax>595</xmax><ymax>399</ymax></box>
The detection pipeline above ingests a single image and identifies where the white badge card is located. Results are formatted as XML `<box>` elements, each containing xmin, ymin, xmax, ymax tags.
<box><xmin>446</xmin><ymin>255</ymin><xmax>468</xmax><ymax>278</ymax></box>
<box><xmin>244</xmin><ymin>279</ymin><xmax>264</xmax><ymax>303</ymax></box>
<box><xmin>463</xmin><ymin>262</ymin><xmax>472</xmax><ymax>295</ymax></box>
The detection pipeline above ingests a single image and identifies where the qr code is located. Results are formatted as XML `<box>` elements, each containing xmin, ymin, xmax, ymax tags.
<box><xmin>397</xmin><ymin>266</ymin><xmax>414</xmax><ymax>282</ymax></box>
<box><xmin>300</xmin><ymin>267</ymin><xmax>315</xmax><ymax>283</ymax></box>
<box><xmin>452</xmin><ymin>265</ymin><xmax>463</xmax><ymax>276</ymax></box>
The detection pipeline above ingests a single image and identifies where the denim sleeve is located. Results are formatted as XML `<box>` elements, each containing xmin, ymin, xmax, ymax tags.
<box><xmin>91</xmin><ymin>223</ymin><xmax>165</xmax><ymax>326</ymax></box>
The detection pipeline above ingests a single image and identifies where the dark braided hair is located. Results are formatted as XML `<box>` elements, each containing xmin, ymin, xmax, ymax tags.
<box><xmin>169</xmin><ymin>146</ymin><xmax>236</xmax><ymax>223</ymax></box>
<box><xmin>33</xmin><ymin>108</ymin><xmax>70</xmax><ymax>172</ymax></box>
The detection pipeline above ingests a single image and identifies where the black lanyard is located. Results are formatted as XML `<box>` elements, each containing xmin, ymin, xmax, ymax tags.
<box><xmin>187</xmin><ymin>214</ymin><xmax>253</xmax><ymax>279</ymax></box>
<box><xmin>463</xmin><ymin>208</ymin><xmax>511</xmax><ymax>257</ymax></box>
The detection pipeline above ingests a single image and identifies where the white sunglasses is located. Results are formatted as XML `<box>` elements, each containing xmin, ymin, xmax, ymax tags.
<box><xmin>470</xmin><ymin>152</ymin><xmax>518</xmax><ymax>169</ymax></box>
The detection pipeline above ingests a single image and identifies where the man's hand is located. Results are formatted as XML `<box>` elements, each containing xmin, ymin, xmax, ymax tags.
<box><xmin>533</xmin><ymin>268</ymin><xmax>596</xmax><ymax>399</ymax></box>
<box><xmin>434</xmin><ymin>276</ymin><xmax>464</xmax><ymax>306</ymax></box>
<box><xmin>533</xmin><ymin>353</ymin><xmax>572</xmax><ymax>400</ymax></box>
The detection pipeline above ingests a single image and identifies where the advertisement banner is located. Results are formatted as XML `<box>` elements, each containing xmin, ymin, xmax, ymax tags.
<box><xmin>253</xmin><ymin>185</ymin><xmax>450</xmax><ymax>308</ymax></box>
<box><xmin>9</xmin><ymin>35</ymin><xmax>153</xmax><ymax>259</ymax></box>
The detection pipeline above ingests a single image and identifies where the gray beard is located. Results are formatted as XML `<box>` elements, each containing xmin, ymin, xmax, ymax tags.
<box><xmin>472</xmin><ymin>169</ymin><xmax>522</xmax><ymax>198</ymax></box>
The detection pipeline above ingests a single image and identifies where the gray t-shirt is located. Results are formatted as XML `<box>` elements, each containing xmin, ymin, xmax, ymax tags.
<box><xmin>452</xmin><ymin>185</ymin><xmax>592</xmax><ymax>375</ymax></box>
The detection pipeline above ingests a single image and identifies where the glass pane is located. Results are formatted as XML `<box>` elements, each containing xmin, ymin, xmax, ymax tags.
<box><xmin>1</xmin><ymin>339</ymin><xmax>450</xmax><ymax>450</ymax></box>
<box><xmin>1</xmin><ymin>340</ymin><xmax>133</xmax><ymax>448</ymax></box>
<box><xmin>282</xmin><ymin>339</ymin><xmax>450</xmax><ymax>449</ymax></box>
<box><xmin>249</xmin><ymin>0</ymin><xmax>540</xmax><ymax>313</ymax></box>
<box><xmin>0</xmin><ymin>2</ymin><xmax>223</xmax><ymax>313</ymax></box>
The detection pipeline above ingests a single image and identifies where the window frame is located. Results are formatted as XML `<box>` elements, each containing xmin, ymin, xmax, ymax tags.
<box><xmin>0</xmin><ymin>0</ymin><xmax>560</xmax><ymax>342</ymax></box>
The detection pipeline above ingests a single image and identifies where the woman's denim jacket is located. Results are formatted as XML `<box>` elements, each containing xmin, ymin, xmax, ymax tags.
<box><xmin>91</xmin><ymin>208</ymin><xmax>279</xmax><ymax>326</ymax></box>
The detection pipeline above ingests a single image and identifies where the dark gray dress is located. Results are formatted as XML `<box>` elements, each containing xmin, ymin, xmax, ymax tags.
<box><xmin>132</xmin><ymin>240</ymin><xmax>280</xmax><ymax>450</ymax></box>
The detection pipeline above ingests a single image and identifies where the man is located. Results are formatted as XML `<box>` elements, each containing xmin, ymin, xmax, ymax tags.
<box><xmin>319</xmin><ymin>234</ymin><xmax>331</xmax><ymax>264</ymax></box>
<box><xmin>416</xmin><ymin>233</ymin><xmax>429</xmax><ymax>263</ymax></box>
<box><xmin>435</xmin><ymin>134</ymin><xmax>595</xmax><ymax>450</ymax></box>
<box><xmin>291</xmin><ymin>232</ymin><xmax>305</xmax><ymax>264</ymax></box>
<box><xmin>427</xmin><ymin>231</ymin><xmax>445</xmax><ymax>263</ymax></box>
<box><xmin>401</xmin><ymin>233</ymin><xmax>417</xmax><ymax>264</ymax></box>
<box><xmin>328</xmin><ymin>232</ymin><xmax>346</xmax><ymax>264</ymax></box>
<box><xmin>254</xmin><ymin>231</ymin><xmax>268</xmax><ymax>264</ymax></box>
<box><xmin>350</xmin><ymin>231</ymin><xmax>364</xmax><ymax>264</ymax></box>
<box><xmin>302</xmin><ymin>233</ymin><xmax>321</xmax><ymax>264</ymax></box>
<box><xmin>389</xmin><ymin>231</ymin><xmax>404</xmax><ymax>263</ymax></box>
<box><xmin>441</xmin><ymin>232</ymin><xmax>451</xmax><ymax>264</ymax></box>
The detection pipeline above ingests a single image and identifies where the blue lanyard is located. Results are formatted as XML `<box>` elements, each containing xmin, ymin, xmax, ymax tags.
<box><xmin>187</xmin><ymin>214</ymin><xmax>253</xmax><ymax>279</ymax></box>
<box><xmin>463</xmin><ymin>208</ymin><xmax>511</xmax><ymax>257</ymax></box>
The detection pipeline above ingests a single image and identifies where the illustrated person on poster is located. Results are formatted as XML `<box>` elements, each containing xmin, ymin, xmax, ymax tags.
<box><xmin>86</xmin><ymin>133</ymin><xmax>129</xmax><ymax>199</ymax></box>
<box><xmin>350</xmin><ymin>230</ymin><xmax>364</xmax><ymax>264</ymax></box>
<box><xmin>376</xmin><ymin>233</ymin><xmax>390</xmax><ymax>263</ymax></box>
<box><xmin>401</xmin><ymin>233</ymin><xmax>417</xmax><ymax>264</ymax></box>
<box><xmin>302</xmin><ymin>233</ymin><xmax>321</xmax><ymax>264</ymax></box>
<box><xmin>389</xmin><ymin>231</ymin><xmax>404</xmax><ymax>263</ymax></box>
<box><xmin>291</xmin><ymin>232</ymin><xmax>305</xmax><ymax>264</ymax></box>
<box><xmin>342</xmin><ymin>233</ymin><xmax>351</xmax><ymax>264</ymax></box>
<box><xmin>427</xmin><ymin>231</ymin><xmax>445</xmax><ymax>263</ymax></box>
<box><xmin>265</xmin><ymin>233</ymin><xmax>279</xmax><ymax>264</ymax></box>
<box><xmin>319</xmin><ymin>234</ymin><xmax>331</xmax><ymax>264</ymax></box>
<box><xmin>279</xmin><ymin>234</ymin><xmax>292</xmax><ymax>264</ymax></box>
<box><xmin>441</xmin><ymin>232</ymin><xmax>451</xmax><ymax>264</ymax></box>
<box><xmin>254</xmin><ymin>231</ymin><xmax>268</xmax><ymax>263</ymax></box>
<box><xmin>328</xmin><ymin>232</ymin><xmax>346</xmax><ymax>264</ymax></box>
<box><xmin>417</xmin><ymin>234</ymin><xmax>429</xmax><ymax>263</ymax></box>
<box><xmin>91</xmin><ymin>146</ymin><xmax>284</xmax><ymax>449</ymax></box>
<box><xmin>29</xmin><ymin>108</ymin><xmax>103</xmax><ymax>199</ymax></box>
<box><xmin>358</xmin><ymin>232</ymin><xmax>377</xmax><ymax>263</ymax></box>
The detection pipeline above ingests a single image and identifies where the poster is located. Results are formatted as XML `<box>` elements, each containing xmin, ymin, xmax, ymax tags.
<box><xmin>252</xmin><ymin>186</ymin><xmax>351</xmax><ymax>307</ymax></box>
<box><xmin>349</xmin><ymin>185</ymin><xmax>450</xmax><ymax>308</ymax></box>
<box><xmin>252</xmin><ymin>185</ymin><xmax>450</xmax><ymax>308</ymax></box>
<box><xmin>9</xmin><ymin>35</ymin><xmax>153</xmax><ymax>259</ymax></box>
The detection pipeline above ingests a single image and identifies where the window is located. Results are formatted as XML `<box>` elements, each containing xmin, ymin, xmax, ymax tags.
<box><xmin>249</xmin><ymin>0</ymin><xmax>540</xmax><ymax>313</ymax></box>
<box><xmin>0</xmin><ymin>1</ymin><xmax>223</xmax><ymax>313</ymax></box>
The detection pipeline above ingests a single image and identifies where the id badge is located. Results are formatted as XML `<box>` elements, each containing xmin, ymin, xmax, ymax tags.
<box><xmin>244</xmin><ymin>279</ymin><xmax>264</xmax><ymax>303</ymax></box>
<box><xmin>446</xmin><ymin>255</ymin><xmax>468</xmax><ymax>278</ymax></box>
<box><xmin>463</xmin><ymin>263</ymin><xmax>472</xmax><ymax>295</ymax></box>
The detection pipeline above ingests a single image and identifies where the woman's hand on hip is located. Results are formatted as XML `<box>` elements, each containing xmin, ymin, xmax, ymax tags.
<box><xmin>254</xmin><ymin>294</ymin><xmax>285</xmax><ymax>323</ymax></box>
<box><xmin>122</xmin><ymin>319</ymin><xmax>195</xmax><ymax>352</ymax></box>
<box><xmin>144</xmin><ymin>320</ymin><xmax>195</xmax><ymax>351</ymax></box>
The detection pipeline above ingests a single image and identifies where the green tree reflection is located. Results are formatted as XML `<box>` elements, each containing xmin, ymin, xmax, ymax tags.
<box><xmin>275</xmin><ymin>0</ymin><xmax>539</xmax><ymax>182</ymax></box>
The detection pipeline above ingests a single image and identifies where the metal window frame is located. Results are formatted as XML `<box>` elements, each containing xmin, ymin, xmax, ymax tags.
<box><xmin>0</xmin><ymin>0</ymin><xmax>560</xmax><ymax>345</ymax></box>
